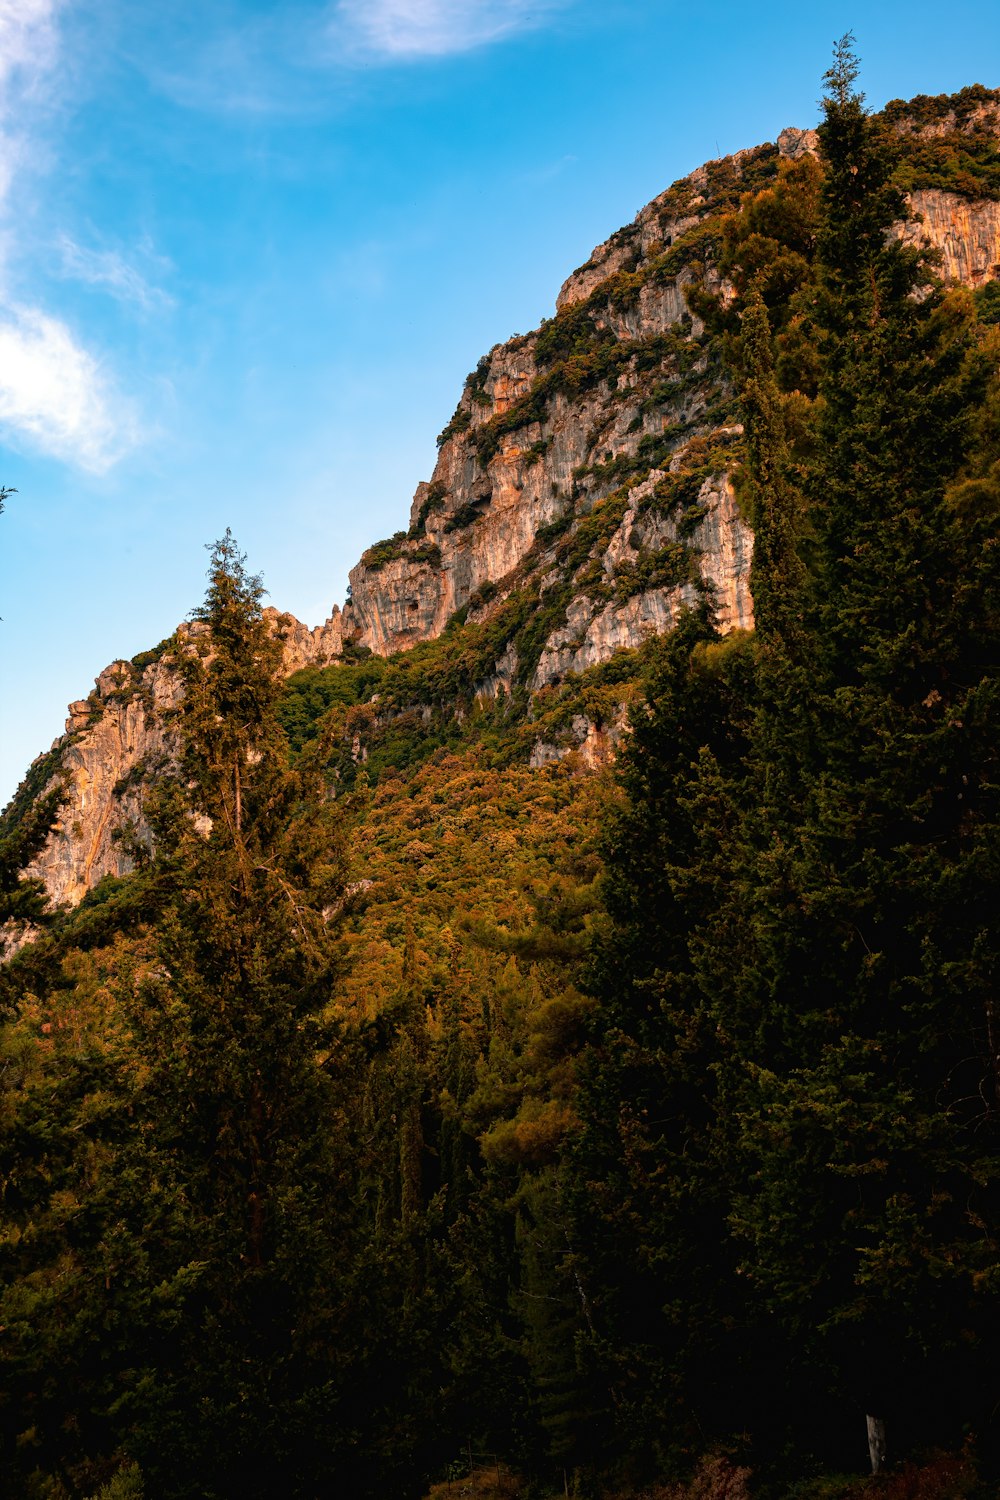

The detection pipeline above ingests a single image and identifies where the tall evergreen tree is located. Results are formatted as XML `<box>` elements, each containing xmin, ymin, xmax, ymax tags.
<box><xmin>715</xmin><ymin>36</ymin><xmax>1000</xmax><ymax>1472</ymax></box>
<box><xmin>575</xmin><ymin>39</ymin><xmax>1000</xmax><ymax>1484</ymax></box>
<box><xmin>569</xmin><ymin>611</ymin><xmax>758</xmax><ymax>1478</ymax></box>
<box><xmin>0</xmin><ymin>535</ymin><xmax>378</xmax><ymax>1498</ymax></box>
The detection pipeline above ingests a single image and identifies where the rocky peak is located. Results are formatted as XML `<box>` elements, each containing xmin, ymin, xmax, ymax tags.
<box><xmin>11</xmin><ymin>87</ymin><xmax>1000</xmax><ymax>914</ymax></box>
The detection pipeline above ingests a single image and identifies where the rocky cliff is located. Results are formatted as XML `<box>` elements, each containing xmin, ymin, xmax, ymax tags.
<box><xmin>20</xmin><ymin>609</ymin><xmax>344</xmax><ymax>912</ymax></box>
<box><xmin>11</xmin><ymin>88</ymin><xmax>1000</xmax><ymax>913</ymax></box>
<box><xmin>342</xmin><ymin>111</ymin><xmax>1000</xmax><ymax>663</ymax></box>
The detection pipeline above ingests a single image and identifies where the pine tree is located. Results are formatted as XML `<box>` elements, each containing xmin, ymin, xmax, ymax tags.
<box><xmin>714</xmin><ymin>37</ymin><xmax>1000</xmax><ymax>1472</ymax></box>
<box><xmin>117</xmin><ymin>533</ymin><xmax>365</xmax><ymax>1496</ymax></box>
<box><xmin>0</xmin><ymin>535</ymin><xmax>373</xmax><ymax>1498</ymax></box>
<box><xmin>569</xmin><ymin>612</ymin><xmax>758</xmax><ymax>1474</ymax></box>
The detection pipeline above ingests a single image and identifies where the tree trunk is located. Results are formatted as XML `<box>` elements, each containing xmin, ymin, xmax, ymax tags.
<box><xmin>866</xmin><ymin>1414</ymin><xmax>887</xmax><ymax>1474</ymax></box>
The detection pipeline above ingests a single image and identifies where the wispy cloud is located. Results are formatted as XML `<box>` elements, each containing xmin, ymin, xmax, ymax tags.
<box><xmin>0</xmin><ymin>0</ymin><xmax>60</xmax><ymax>211</ymax></box>
<box><xmin>0</xmin><ymin>3</ymin><xmax>144</xmax><ymax>472</ymax></box>
<box><xmin>0</xmin><ymin>0</ymin><xmax>60</xmax><ymax>87</ymax></box>
<box><xmin>0</xmin><ymin>305</ymin><xmax>139</xmax><ymax>473</ymax></box>
<box><xmin>58</xmin><ymin>234</ymin><xmax>175</xmax><ymax>313</ymax></box>
<box><xmin>517</xmin><ymin>152</ymin><xmax>578</xmax><ymax>186</ymax></box>
<box><xmin>331</xmin><ymin>0</ymin><xmax>563</xmax><ymax>60</ymax></box>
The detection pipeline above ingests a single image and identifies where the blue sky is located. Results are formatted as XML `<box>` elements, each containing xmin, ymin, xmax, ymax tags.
<box><xmin>1</xmin><ymin>0</ymin><xmax>998</xmax><ymax>805</ymax></box>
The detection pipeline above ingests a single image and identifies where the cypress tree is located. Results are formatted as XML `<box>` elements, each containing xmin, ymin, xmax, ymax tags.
<box><xmin>0</xmin><ymin>535</ymin><xmax>375</xmax><ymax>1498</ymax></box>
<box><xmin>715</xmin><ymin>37</ymin><xmax>1000</xmax><ymax>1472</ymax></box>
<box><xmin>570</xmin><ymin>611</ymin><xmax>757</xmax><ymax>1474</ymax></box>
<box><xmin>119</xmin><ymin>533</ymin><xmax>364</xmax><ymax>1496</ymax></box>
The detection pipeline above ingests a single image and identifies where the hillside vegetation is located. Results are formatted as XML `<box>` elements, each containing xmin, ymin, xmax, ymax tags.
<box><xmin>1</xmin><ymin>43</ymin><xmax>999</xmax><ymax>1500</ymax></box>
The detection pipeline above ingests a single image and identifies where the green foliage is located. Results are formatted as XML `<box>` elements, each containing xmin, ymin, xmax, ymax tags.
<box><xmin>569</xmin><ymin>614</ymin><xmax>759</xmax><ymax>1479</ymax></box>
<box><xmin>0</xmin><ymin>535</ymin><xmax>380</xmax><ymax>1498</ymax></box>
<box><xmin>128</xmin><ymin>635</ymin><xmax>176</xmax><ymax>674</ymax></box>
<box><xmin>361</xmin><ymin>528</ymin><xmax>409</xmax><ymax>568</ymax></box>
<box><xmin>522</xmin><ymin>438</ymin><xmax>550</xmax><ymax>465</ymax></box>
<box><xmin>467</xmin><ymin>352</ymin><xmax>495</xmax><ymax>405</ymax></box>
<box><xmin>444</xmin><ymin>500</ymin><xmax>486</xmax><ymax>533</ymax></box>
<box><xmin>885</xmin><ymin>86</ymin><xmax>1000</xmax><ymax>200</ymax></box>
<box><xmin>360</xmin><ymin>531</ymin><xmax>442</xmax><ymax>572</ymax></box>
<box><xmin>535</xmin><ymin>304</ymin><xmax>615</xmax><ymax>367</ymax></box>
<box><xmin>0</xmin><ymin>744</ymin><xmax>65</xmax><ymax>939</ymax></box>
<box><xmin>90</xmin><ymin>1462</ymin><xmax>145</xmax><ymax>1498</ymax></box>
<box><xmin>411</xmin><ymin>479</ymin><xmax>448</xmax><ymax>534</ymax></box>
<box><xmin>570</xmin><ymin>41</ymin><xmax>1000</xmax><ymax>1492</ymax></box>
<box><xmin>974</xmin><ymin>279</ymin><xmax>1000</xmax><ymax>326</ymax></box>
<box><xmin>437</xmin><ymin>405</ymin><xmax>473</xmax><ymax>446</ymax></box>
<box><xmin>472</xmin><ymin>331</ymin><xmax>693</xmax><ymax>466</ymax></box>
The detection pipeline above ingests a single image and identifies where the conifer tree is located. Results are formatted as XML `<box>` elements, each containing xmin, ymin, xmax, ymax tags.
<box><xmin>570</xmin><ymin>611</ymin><xmax>757</xmax><ymax>1473</ymax></box>
<box><xmin>716</xmin><ymin>36</ymin><xmax>1000</xmax><ymax>1470</ymax></box>
<box><xmin>0</xmin><ymin>535</ymin><xmax>374</xmax><ymax>1498</ymax></box>
<box><xmin>577</xmin><ymin>40</ymin><xmax>1000</xmax><ymax>1482</ymax></box>
<box><xmin>115</xmin><ymin>532</ymin><xmax>365</xmax><ymax>1496</ymax></box>
<box><xmin>0</xmin><ymin>777</ymin><xmax>63</xmax><ymax>937</ymax></box>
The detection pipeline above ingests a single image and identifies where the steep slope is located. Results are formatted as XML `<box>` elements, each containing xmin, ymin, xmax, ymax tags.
<box><xmin>9</xmin><ymin>86</ymin><xmax>1000</xmax><ymax>914</ymax></box>
<box><xmin>20</xmin><ymin>610</ymin><xmax>343</xmax><ymax>911</ymax></box>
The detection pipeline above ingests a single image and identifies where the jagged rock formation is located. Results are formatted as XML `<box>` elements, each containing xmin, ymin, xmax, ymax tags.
<box><xmin>343</xmin><ymin>115</ymin><xmax>1000</xmax><ymax>668</ymax></box>
<box><xmin>343</xmin><ymin>142</ymin><xmax>752</xmax><ymax>660</ymax></box>
<box><xmin>26</xmin><ymin>654</ymin><xmax>182</xmax><ymax>909</ymax></box>
<box><xmin>11</xmin><ymin>89</ymin><xmax>1000</xmax><ymax>912</ymax></box>
<box><xmin>268</xmin><ymin>607</ymin><xmax>345</xmax><ymax>673</ymax></box>
<box><xmin>530</xmin><ymin>469</ymin><xmax>752</xmax><ymax>692</ymax></box>
<box><xmin>19</xmin><ymin>610</ymin><xmax>345</xmax><ymax>912</ymax></box>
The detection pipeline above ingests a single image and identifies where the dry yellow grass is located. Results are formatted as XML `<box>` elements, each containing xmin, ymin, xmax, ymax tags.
<box><xmin>423</xmin><ymin>1464</ymin><xmax>524</xmax><ymax>1500</ymax></box>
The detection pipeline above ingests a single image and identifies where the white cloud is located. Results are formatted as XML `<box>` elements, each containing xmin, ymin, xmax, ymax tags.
<box><xmin>0</xmin><ymin>305</ymin><xmax>138</xmax><ymax>473</ymax></box>
<box><xmin>0</xmin><ymin>5</ymin><xmax>147</xmax><ymax>472</ymax></box>
<box><xmin>332</xmin><ymin>0</ymin><xmax>560</xmax><ymax>60</ymax></box>
<box><xmin>58</xmin><ymin>235</ymin><xmax>175</xmax><ymax>313</ymax></box>
<box><xmin>0</xmin><ymin>0</ymin><xmax>59</xmax><ymax>87</ymax></box>
<box><xmin>0</xmin><ymin>0</ymin><xmax>60</xmax><ymax>204</ymax></box>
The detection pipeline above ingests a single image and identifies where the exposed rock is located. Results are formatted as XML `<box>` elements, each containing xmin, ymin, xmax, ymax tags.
<box><xmin>265</xmin><ymin>606</ymin><xmax>344</xmax><ymax>673</ymax></box>
<box><xmin>530</xmin><ymin>715</ymin><xmax>618</xmax><ymax>771</ymax></box>
<box><xmin>692</xmin><ymin>474</ymin><xmax>755</xmax><ymax>634</ymax></box>
<box><xmin>532</xmin><ymin>472</ymin><xmax>752</xmax><ymax>690</ymax></box>
<box><xmin>476</xmin><ymin>642</ymin><xmax>519</xmax><ymax>701</ymax></box>
<box><xmin>20</xmin><ymin>606</ymin><xmax>347</xmax><ymax>914</ymax></box>
<box><xmin>777</xmin><ymin>126</ymin><xmax>819</xmax><ymax>160</ymax></box>
<box><xmin>904</xmin><ymin>190</ymin><xmax>1000</xmax><ymax>286</ymax></box>
<box><xmin>13</xmin><ymin>93</ymin><xmax>1000</xmax><ymax>916</ymax></box>
<box><xmin>889</xmin><ymin>96</ymin><xmax>1000</xmax><ymax>141</ymax></box>
<box><xmin>25</xmin><ymin>653</ymin><xmax>182</xmax><ymax>909</ymax></box>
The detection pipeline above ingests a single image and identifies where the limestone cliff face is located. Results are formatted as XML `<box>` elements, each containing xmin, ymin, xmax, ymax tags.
<box><xmin>345</xmin><ymin>153</ymin><xmax>747</xmax><ymax>662</ymax></box>
<box><xmin>13</xmin><ymin>91</ymin><xmax>1000</xmax><ymax>913</ymax></box>
<box><xmin>904</xmin><ymin>190</ymin><xmax>1000</xmax><ymax>286</ymax></box>
<box><xmin>20</xmin><ymin>609</ymin><xmax>346</xmax><ymax>913</ymax></box>
<box><xmin>25</xmin><ymin>655</ymin><xmax>182</xmax><ymax>909</ymax></box>
<box><xmin>345</xmin><ymin>116</ymin><xmax>1000</xmax><ymax>670</ymax></box>
<box><xmin>263</xmin><ymin>606</ymin><xmax>344</xmax><ymax>672</ymax></box>
<box><xmin>531</xmin><ymin>469</ymin><xmax>752</xmax><ymax>690</ymax></box>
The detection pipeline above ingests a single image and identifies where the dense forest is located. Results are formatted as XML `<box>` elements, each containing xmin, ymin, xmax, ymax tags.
<box><xmin>1</xmin><ymin>41</ymin><xmax>999</xmax><ymax>1500</ymax></box>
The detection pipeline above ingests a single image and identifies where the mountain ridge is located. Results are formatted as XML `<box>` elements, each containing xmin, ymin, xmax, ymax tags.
<box><xmin>9</xmin><ymin>85</ymin><xmax>1000</xmax><ymax>916</ymax></box>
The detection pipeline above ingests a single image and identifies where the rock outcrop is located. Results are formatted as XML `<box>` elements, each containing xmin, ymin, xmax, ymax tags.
<box><xmin>23</xmin><ymin>653</ymin><xmax>181</xmax><ymax>909</ymax></box>
<box><xmin>19</xmin><ymin>609</ymin><xmax>348</xmax><ymax>912</ymax></box>
<box><xmin>344</xmin><ymin>107</ymin><xmax>1000</xmax><ymax>667</ymax></box>
<box><xmin>11</xmin><ymin>88</ymin><xmax>1000</xmax><ymax>913</ymax></box>
<box><xmin>531</xmin><ymin>470</ymin><xmax>752</xmax><ymax>691</ymax></box>
<box><xmin>904</xmin><ymin>189</ymin><xmax>1000</xmax><ymax>286</ymax></box>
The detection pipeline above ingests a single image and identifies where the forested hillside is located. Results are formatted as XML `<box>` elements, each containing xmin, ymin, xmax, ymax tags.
<box><xmin>1</xmin><ymin>42</ymin><xmax>999</xmax><ymax>1500</ymax></box>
